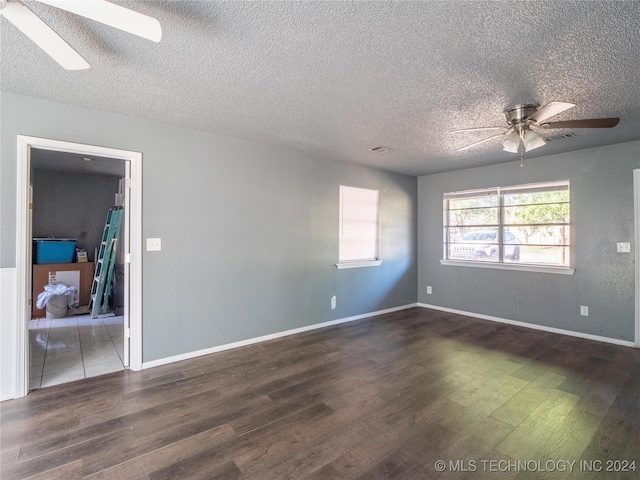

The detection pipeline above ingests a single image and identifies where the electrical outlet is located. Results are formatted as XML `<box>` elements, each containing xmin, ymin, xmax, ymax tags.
<box><xmin>580</xmin><ymin>305</ymin><xmax>589</xmax><ymax>316</ymax></box>
<box><xmin>331</xmin><ymin>296</ymin><xmax>336</xmax><ymax>310</ymax></box>
<box><xmin>426</xmin><ymin>286</ymin><xmax>433</xmax><ymax>294</ymax></box>
<box><xmin>146</xmin><ymin>238</ymin><xmax>162</xmax><ymax>251</ymax></box>
<box><xmin>617</xmin><ymin>242</ymin><xmax>631</xmax><ymax>253</ymax></box>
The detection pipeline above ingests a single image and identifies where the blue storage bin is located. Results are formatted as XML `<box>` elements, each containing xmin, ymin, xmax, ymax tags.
<box><xmin>33</xmin><ymin>238</ymin><xmax>77</xmax><ymax>264</ymax></box>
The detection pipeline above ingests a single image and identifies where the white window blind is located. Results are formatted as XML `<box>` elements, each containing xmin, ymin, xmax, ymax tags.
<box><xmin>339</xmin><ymin>186</ymin><xmax>379</xmax><ymax>263</ymax></box>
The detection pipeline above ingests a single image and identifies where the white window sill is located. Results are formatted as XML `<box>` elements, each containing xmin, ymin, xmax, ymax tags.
<box><xmin>440</xmin><ymin>259</ymin><xmax>575</xmax><ymax>275</ymax></box>
<box><xmin>335</xmin><ymin>260</ymin><xmax>383</xmax><ymax>269</ymax></box>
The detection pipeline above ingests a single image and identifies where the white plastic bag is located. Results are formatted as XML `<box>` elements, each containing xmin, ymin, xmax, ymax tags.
<box><xmin>36</xmin><ymin>284</ymin><xmax>77</xmax><ymax>309</ymax></box>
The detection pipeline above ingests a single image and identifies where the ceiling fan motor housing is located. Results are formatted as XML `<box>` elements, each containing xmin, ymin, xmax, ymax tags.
<box><xmin>505</xmin><ymin>104</ymin><xmax>539</xmax><ymax>131</ymax></box>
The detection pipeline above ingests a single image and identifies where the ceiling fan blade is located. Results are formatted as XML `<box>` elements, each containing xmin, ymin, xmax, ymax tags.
<box><xmin>0</xmin><ymin>1</ymin><xmax>90</xmax><ymax>70</ymax></box>
<box><xmin>527</xmin><ymin>101</ymin><xmax>576</xmax><ymax>124</ymax></box>
<box><xmin>37</xmin><ymin>0</ymin><xmax>162</xmax><ymax>42</ymax></box>
<box><xmin>450</xmin><ymin>127</ymin><xmax>507</xmax><ymax>133</ymax></box>
<box><xmin>456</xmin><ymin>132</ymin><xmax>506</xmax><ymax>152</ymax></box>
<box><xmin>539</xmin><ymin>118</ymin><xmax>620</xmax><ymax>129</ymax></box>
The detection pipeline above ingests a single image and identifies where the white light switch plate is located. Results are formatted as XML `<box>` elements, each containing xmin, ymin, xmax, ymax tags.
<box><xmin>616</xmin><ymin>242</ymin><xmax>631</xmax><ymax>253</ymax></box>
<box><xmin>147</xmin><ymin>238</ymin><xmax>161</xmax><ymax>251</ymax></box>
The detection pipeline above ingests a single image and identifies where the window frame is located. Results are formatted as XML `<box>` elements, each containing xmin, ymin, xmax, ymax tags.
<box><xmin>336</xmin><ymin>185</ymin><xmax>382</xmax><ymax>269</ymax></box>
<box><xmin>441</xmin><ymin>180</ymin><xmax>574</xmax><ymax>275</ymax></box>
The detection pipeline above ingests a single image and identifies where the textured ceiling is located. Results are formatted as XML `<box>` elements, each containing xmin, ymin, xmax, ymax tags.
<box><xmin>2</xmin><ymin>1</ymin><xmax>639</xmax><ymax>176</ymax></box>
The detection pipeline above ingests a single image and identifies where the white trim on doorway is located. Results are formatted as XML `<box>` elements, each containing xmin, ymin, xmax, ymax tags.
<box><xmin>634</xmin><ymin>168</ymin><xmax>640</xmax><ymax>348</ymax></box>
<box><xmin>15</xmin><ymin>136</ymin><xmax>143</xmax><ymax>399</ymax></box>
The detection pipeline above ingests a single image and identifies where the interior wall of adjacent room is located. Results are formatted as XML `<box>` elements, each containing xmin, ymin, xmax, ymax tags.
<box><xmin>32</xmin><ymin>169</ymin><xmax>121</xmax><ymax>262</ymax></box>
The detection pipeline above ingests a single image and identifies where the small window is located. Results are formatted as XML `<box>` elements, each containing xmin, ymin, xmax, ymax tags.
<box><xmin>339</xmin><ymin>185</ymin><xmax>380</xmax><ymax>265</ymax></box>
<box><xmin>444</xmin><ymin>181</ymin><xmax>570</xmax><ymax>267</ymax></box>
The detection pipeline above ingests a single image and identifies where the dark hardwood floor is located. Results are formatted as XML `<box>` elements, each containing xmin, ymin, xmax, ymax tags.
<box><xmin>1</xmin><ymin>307</ymin><xmax>639</xmax><ymax>479</ymax></box>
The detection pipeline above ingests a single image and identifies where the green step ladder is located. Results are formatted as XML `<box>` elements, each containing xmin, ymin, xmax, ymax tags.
<box><xmin>90</xmin><ymin>206</ymin><xmax>123</xmax><ymax>318</ymax></box>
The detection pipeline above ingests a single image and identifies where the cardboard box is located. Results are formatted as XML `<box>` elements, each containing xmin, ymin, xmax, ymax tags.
<box><xmin>32</xmin><ymin>262</ymin><xmax>94</xmax><ymax>318</ymax></box>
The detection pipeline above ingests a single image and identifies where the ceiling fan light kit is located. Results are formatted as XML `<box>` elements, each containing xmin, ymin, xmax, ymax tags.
<box><xmin>0</xmin><ymin>0</ymin><xmax>162</xmax><ymax>70</ymax></box>
<box><xmin>522</xmin><ymin>129</ymin><xmax>546</xmax><ymax>152</ymax></box>
<box><xmin>502</xmin><ymin>131</ymin><xmax>520</xmax><ymax>153</ymax></box>
<box><xmin>454</xmin><ymin>101</ymin><xmax>620</xmax><ymax>154</ymax></box>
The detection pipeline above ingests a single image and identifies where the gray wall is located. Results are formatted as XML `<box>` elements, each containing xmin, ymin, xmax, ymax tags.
<box><xmin>32</xmin><ymin>169</ymin><xmax>121</xmax><ymax>262</ymax></box>
<box><xmin>418</xmin><ymin>141</ymin><xmax>640</xmax><ymax>341</ymax></box>
<box><xmin>1</xmin><ymin>92</ymin><xmax>417</xmax><ymax>362</ymax></box>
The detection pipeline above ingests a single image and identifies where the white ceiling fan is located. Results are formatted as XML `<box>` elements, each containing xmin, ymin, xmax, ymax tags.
<box><xmin>453</xmin><ymin>102</ymin><xmax>620</xmax><ymax>153</ymax></box>
<box><xmin>0</xmin><ymin>0</ymin><xmax>161</xmax><ymax>70</ymax></box>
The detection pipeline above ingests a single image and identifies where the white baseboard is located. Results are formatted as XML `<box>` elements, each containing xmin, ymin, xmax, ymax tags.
<box><xmin>142</xmin><ymin>303</ymin><xmax>419</xmax><ymax>369</ymax></box>
<box><xmin>417</xmin><ymin>302</ymin><xmax>636</xmax><ymax>348</ymax></box>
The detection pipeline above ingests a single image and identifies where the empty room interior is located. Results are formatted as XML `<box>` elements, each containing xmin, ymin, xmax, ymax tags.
<box><xmin>1</xmin><ymin>1</ymin><xmax>639</xmax><ymax>479</ymax></box>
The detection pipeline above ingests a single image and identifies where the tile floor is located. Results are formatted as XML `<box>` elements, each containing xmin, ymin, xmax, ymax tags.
<box><xmin>29</xmin><ymin>314</ymin><xmax>125</xmax><ymax>389</ymax></box>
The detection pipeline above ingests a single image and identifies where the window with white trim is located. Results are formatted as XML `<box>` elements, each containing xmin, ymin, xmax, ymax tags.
<box><xmin>338</xmin><ymin>185</ymin><xmax>380</xmax><ymax>265</ymax></box>
<box><xmin>444</xmin><ymin>181</ymin><xmax>570</xmax><ymax>267</ymax></box>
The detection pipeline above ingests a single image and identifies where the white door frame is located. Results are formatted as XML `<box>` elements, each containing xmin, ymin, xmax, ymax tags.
<box><xmin>15</xmin><ymin>136</ymin><xmax>143</xmax><ymax>397</ymax></box>
<box><xmin>635</xmin><ymin>168</ymin><xmax>640</xmax><ymax>348</ymax></box>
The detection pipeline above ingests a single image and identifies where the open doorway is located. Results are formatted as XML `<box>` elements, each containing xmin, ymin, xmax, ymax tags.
<box><xmin>29</xmin><ymin>150</ymin><xmax>127</xmax><ymax>389</ymax></box>
<box><xmin>15</xmin><ymin>136</ymin><xmax>142</xmax><ymax>398</ymax></box>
